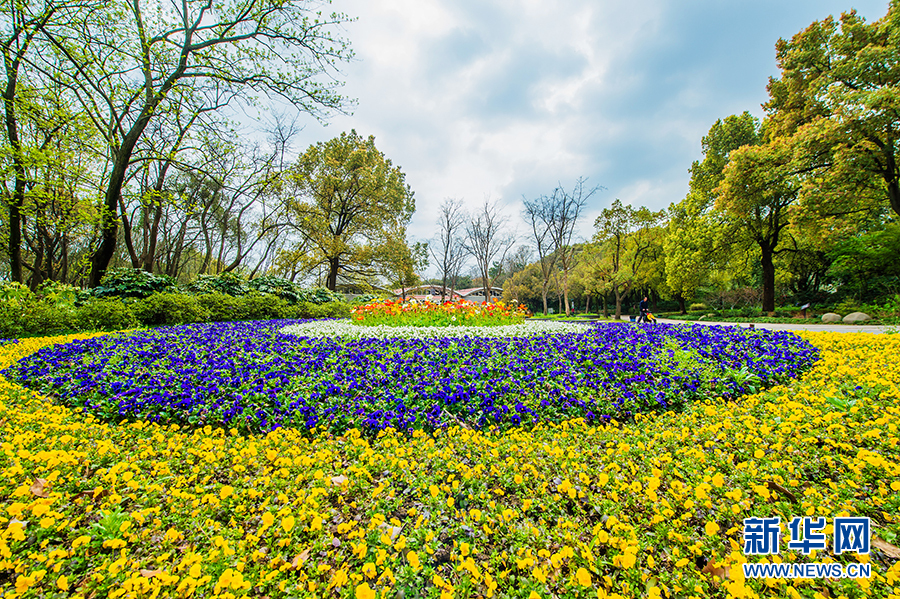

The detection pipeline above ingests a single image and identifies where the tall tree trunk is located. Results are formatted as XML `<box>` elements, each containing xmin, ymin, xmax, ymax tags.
<box><xmin>120</xmin><ymin>197</ymin><xmax>140</xmax><ymax>267</ymax></box>
<box><xmin>30</xmin><ymin>234</ymin><xmax>44</xmax><ymax>290</ymax></box>
<box><xmin>602</xmin><ymin>294</ymin><xmax>608</xmax><ymax>318</ymax></box>
<box><xmin>887</xmin><ymin>166</ymin><xmax>900</xmax><ymax>218</ymax></box>
<box><xmin>678</xmin><ymin>294</ymin><xmax>686</xmax><ymax>315</ymax></box>
<box><xmin>142</xmin><ymin>201</ymin><xmax>163</xmax><ymax>272</ymax></box>
<box><xmin>326</xmin><ymin>256</ymin><xmax>340</xmax><ymax>291</ymax></box>
<box><xmin>89</xmin><ymin>108</ymin><xmax>156</xmax><ymax>286</ymax></box>
<box><xmin>60</xmin><ymin>234</ymin><xmax>69</xmax><ymax>282</ymax></box>
<box><xmin>3</xmin><ymin>79</ymin><xmax>27</xmax><ymax>284</ymax></box>
<box><xmin>761</xmin><ymin>242</ymin><xmax>776</xmax><ymax>314</ymax></box>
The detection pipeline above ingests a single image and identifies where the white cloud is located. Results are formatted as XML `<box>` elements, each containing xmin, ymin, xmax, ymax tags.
<box><xmin>279</xmin><ymin>0</ymin><xmax>889</xmax><ymax>275</ymax></box>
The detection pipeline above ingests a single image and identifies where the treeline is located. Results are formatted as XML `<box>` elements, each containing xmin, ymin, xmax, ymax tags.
<box><xmin>496</xmin><ymin>6</ymin><xmax>900</xmax><ymax>317</ymax></box>
<box><xmin>1</xmin><ymin>1</ymin><xmax>429</xmax><ymax>294</ymax></box>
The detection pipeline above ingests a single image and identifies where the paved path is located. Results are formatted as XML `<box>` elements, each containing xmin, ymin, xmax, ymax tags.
<box><xmin>653</xmin><ymin>318</ymin><xmax>892</xmax><ymax>334</ymax></box>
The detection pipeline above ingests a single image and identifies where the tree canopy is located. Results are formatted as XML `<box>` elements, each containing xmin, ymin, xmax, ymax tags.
<box><xmin>282</xmin><ymin>130</ymin><xmax>415</xmax><ymax>291</ymax></box>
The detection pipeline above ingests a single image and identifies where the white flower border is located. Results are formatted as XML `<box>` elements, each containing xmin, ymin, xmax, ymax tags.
<box><xmin>280</xmin><ymin>319</ymin><xmax>590</xmax><ymax>340</ymax></box>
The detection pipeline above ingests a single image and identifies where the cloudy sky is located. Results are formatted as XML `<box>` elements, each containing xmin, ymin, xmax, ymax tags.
<box><xmin>278</xmin><ymin>0</ymin><xmax>888</xmax><ymax>272</ymax></box>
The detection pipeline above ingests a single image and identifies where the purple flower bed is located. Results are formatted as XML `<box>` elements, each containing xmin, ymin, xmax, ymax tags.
<box><xmin>4</xmin><ymin>319</ymin><xmax>818</xmax><ymax>433</ymax></box>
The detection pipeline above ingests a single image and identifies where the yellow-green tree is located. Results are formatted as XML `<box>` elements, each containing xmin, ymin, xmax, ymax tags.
<box><xmin>283</xmin><ymin>131</ymin><xmax>415</xmax><ymax>290</ymax></box>
<box><xmin>766</xmin><ymin>3</ymin><xmax>900</xmax><ymax>219</ymax></box>
<box><xmin>665</xmin><ymin>112</ymin><xmax>760</xmax><ymax>308</ymax></box>
<box><xmin>592</xmin><ymin>200</ymin><xmax>665</xmax><ymax>319</ymax></box>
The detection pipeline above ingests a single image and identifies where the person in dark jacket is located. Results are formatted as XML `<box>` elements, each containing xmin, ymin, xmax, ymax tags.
<box><xmin>638</xmin><ymin>296</ymin><xmax>650</xmax><ymax>323</ymax></box>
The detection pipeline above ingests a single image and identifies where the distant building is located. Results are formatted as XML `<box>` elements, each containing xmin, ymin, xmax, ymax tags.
<box><xmin>392</xmin><ymin>285</ymin><xmax>503</xmax><ymax>304</ymax></box>
<box><xmin>454</xmin><ymin>287</ymin><xmax>504</xmax><ymax>304</ymax></box>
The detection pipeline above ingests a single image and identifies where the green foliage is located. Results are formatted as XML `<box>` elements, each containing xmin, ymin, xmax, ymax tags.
<box><xmin>688</xmin><ymin>303</ymin><xmax>708</xmax><ymax>312</ymax></box>
<box><xmin>281</xmin><ymin>301</ymin><xmax>351</xmax><ymax>320</ymax></box>
<box><xmin>76</xmin><ymin>300</ymin><xmax>139</xmax><ymax>332</ymax></box>
<box><xmin>17</xmin><ymin>304</ymin><xmax>78</xmax><ymax>337</ymax></box>
<box><xmin>296</xmin><ymin>287</ymin><xmax>345</xmax><ymax>305</ymax></box>
<box><xmin>247</xmin><ymin>276</ymin><xmax>301</xmax><ymax>303</ymax></box>
<box><xmin>767</xmin><ymin>4</ymin><xmax>900</xmax><ymax>219</ymax></box>
<box><xmin>195</xmin><ymin>293</ymin><xmax>245</xmax><ymax>322</ymax></box>
<box><xmin>92</xmin><ymin>268</ymin><xmax>176</xmax><ymax>299</ymax></box>
<box><xmin>238</xmin><ymin>293</ymin><xmax>288</xmax><ymax>320</ymax></box>
<box><xmin>282</xmin><ymin>130</ymin><xmax>416</xmax><ymax>290</ymax></box>
<box><xmin>352</xmin><ymin>293</ymin><xmax>380</xmax><ymax>304</ymax></box>
<box><xmin>827</xmin><ymin>224</ymin><xmax>900</xmax><ymax>300</ymax></box>
<box><xmin>184</xmin><ymin>272</ymin><xmax>248</xmax><ymax>297</ymax></box>
<box><xmin>132</xmin><ymin>293</ymin><xmax>210</xmax><ymax>326</ymax></box>
<box><xmin>0</xmin><ymin>282</ymin><xmax>34</xmax><ymax>305</ymax></box>
<box><xmin>591</xmin><ymin>200</ymin><xmax>666</xmax><ymax>316</ymax></box>
<box><xmin>91</xmin><ymin>510</ymin><xmax>128</xmax><ymax>542</ymax></box>
<box><xmin>35</xmin><ymin>281</ymin><xmax>81</xmax><ymax>308</ymax></box>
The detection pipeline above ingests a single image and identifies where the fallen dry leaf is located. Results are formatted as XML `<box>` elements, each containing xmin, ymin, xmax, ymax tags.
<box><xmin>291</xmin><ymin>548</ymin><xmax>311</xmax><ymax>570</ymax></box>
<box><xmin>330</xmin><ymin>475</ymin><xmax>348</xmax><ymax>486</ymax></box>
<box><xmin>873</xmin><ymin>537</ymin><xmax>900</xmax><ymax>558</ymax></box>
<box><xmin>140</xmin><ymin>569</ymin><xmax>162</xmax><ymax>578</ymax></box>
<box><xmin>765</xmin><ymin>480</ymin><xmax>798</xmax><ymax>503</ymax></box>
<box><xmin>701</xmin><ymin>561</ymin><xmax>730</xmax><ymax>584</ymax></box>
<box><xmin>29</xmin><ymin>478</ymin><xmax>49</xmax><ymax>498</ymax></box>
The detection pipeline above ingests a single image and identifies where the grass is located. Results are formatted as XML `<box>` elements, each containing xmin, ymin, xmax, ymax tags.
<box><xmin>0</xmin><ymin>331</ymin><xmax>898</xmax><ymax>598</ymax></box>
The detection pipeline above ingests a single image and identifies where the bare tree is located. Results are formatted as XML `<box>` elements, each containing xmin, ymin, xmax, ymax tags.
<box><xmin>523</xmin><ymin>194</ymin><xmax>557</xmax><ymax>315</ymax></box>
<box><xmin>464</xmin><ymin>199</ymin><xmax>516</xmax><ymax>304</ymax></box>
<box><xmin>546</xmin><ymin>178</ymin><xmax>601</xmax><ymax>315</ymax></box>
<box><xmin>430</xmin><ymin>198</ymin><xmax>466</xmax><ymax>302</ymax></box>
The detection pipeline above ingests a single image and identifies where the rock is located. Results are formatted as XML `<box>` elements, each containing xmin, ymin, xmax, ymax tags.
<box><xmin>821</xmin><ymin>313</ymin><xmax>842</xmax><ymax>323</ymax></box>
<box><xmin>842</xmin><ymin>312</ymin><xmax>871</xmax><ymax>324</ymax></box>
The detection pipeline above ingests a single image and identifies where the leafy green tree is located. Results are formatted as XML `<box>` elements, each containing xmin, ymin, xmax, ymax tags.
<box><xmin>38</xmin><ymin>0</ymin><xmax>354</xmax><ymax>287</ymax></box>
<box><xmin>592</xmin><ymin>200</ymin><xmax>666</xmax><ymax>319</ymax></box>
<box><xmin>283</xmin><ymin>130</ymin><xmax>415</xmax><ymax>291</ymax></box>
<box><xmin>381</xmin><ymin>236</ymin><xmax>428</xmax><ymax>299</ymax></box>
<box><xmin>766</xmin><ymin>3</ymin><xmax>900</xmax><ymax>219</ymax></box>
<box><xmin>716</xmin><ymin>134</ymin><xmax>803</xmax><ymax>313</ymax></box>
<box><xmin>665</xmin><ymin>113</ymin><xmax>760</xmax><ymax>306</ymax></box>
<box><xmin>502</xmin><ymin>261</ymin><xmax>554</xmax><ymax>312</ymax></box>
<box><xmin>827</xmin><ymin>223</ymin><xmax>900</xmax><ymax>300</ymax></box>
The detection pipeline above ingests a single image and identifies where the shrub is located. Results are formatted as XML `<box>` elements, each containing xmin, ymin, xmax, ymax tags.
<box><xmin>296</xmin><ymin>287</ymin><xmax>344</xmax><ymax>304</ymax></box>
<box><xmin>133</xmin><ymin>293</ymin><xmax>210</xmax><ymax>326</ymax></box>
<box><xmin>239</xmin><ymin>293</ymin><xmax>288</xmax><ymax>320</ymax></box>
<box><xmin>184</xmin><ymin>272</ymin><xmax>248</xmax><ymax>296</ymax></box>
<box><xmin>35</xmin><ymin>280</ymin><xmax>82</xmax><ymax>308</ymax></box>
<box><xmin>688</xmin><ymin>303</ymin><xmax>707</xmax><ymax>312</ymax></box>
<box><xmin>92</xmin><ymin>268</ymin><xmax>176</xmax><ymax>299</ymax></box>
<box><xmin>281</xmin><ymin>301</ymin><xmax>350</xmax><ymax>320</ymax></box>
<box><xmin>0</xmin><ymin>283</ymin><xmax>34</xmax><ymax>338</ymax></box>
<box><xmin>248</xmin><ymin>276</ymin><xmax>301</xmax><ymax>304</ymax></box>
<box><xmin>195</xmin><ymin>293</ymin><xmax>244</xmax><ymax>322</ymax></box>
<box><xmin>19</xmin><ymin>304</ymin><xmax>79</xmax><ymax>336</ymax></box>
<box><xmin>76</xmin><ymin>299</ymin><xmax>138</xmax><ymax>331</ymax></box>
<box><xmin>352</xmin><ymin>293</ymin><xmax>380</xmax><ymax>304</ymax></box>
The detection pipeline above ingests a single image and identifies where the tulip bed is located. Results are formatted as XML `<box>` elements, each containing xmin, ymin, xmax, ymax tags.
<box><xmin>3</xmin><ymin>320</ymin><xmax>817</xmax><ymax>434</ymax></box>
<box><xmin>350</xmin><ymin>299</ymin><xmax>531</xmax><ymax>328</ymax></box>
<box><xmin>0</xmin><ymin>328</ymin><xmax>898</xmax><ymax>599</ymax></box>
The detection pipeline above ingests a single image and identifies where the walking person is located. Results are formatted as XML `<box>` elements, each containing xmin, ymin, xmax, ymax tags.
<box><xmin>638</xmin><ymin>296</ymin><xmax>650</xmax><ymax>323</ymax></box>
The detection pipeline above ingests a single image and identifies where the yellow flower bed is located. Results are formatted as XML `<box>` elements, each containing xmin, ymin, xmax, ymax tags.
<box><xmin>0</xmin><ymin>332</ymin><xmax>898</xmax><ymax>598</ymax></box>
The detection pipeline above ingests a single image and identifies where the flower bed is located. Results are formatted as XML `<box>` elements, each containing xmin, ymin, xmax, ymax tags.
<box><xmin>0</xmin><ymin>332</ymin><xmax>897</xmax><ymax>598</ymax></box>
<box><xmin>350</xmin><ymin>299</ymin><xmax>530</xmax><ymax>327</ymax></box>
<box><xmin>4</xmin><ymin>320</ymin><xmax>817</xmax><ymax>434</ymax></box>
